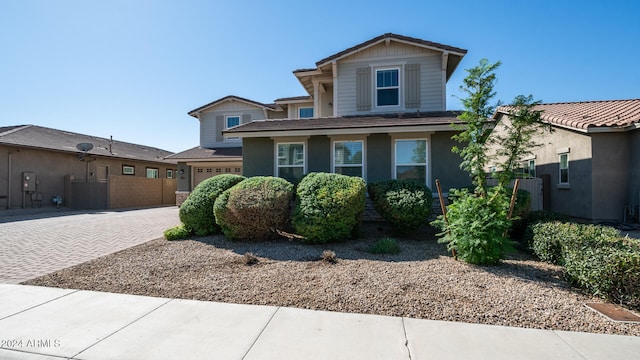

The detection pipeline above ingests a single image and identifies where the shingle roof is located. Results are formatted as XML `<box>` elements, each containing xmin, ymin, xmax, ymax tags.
<box><xmin>188</xmin><ymin>95</ymin><xmax>277</xmax><ymax>117</ymax></box>
<box><xmin>224</xmin><ymin>111</ymin><xmax>463</xmax><ymax>134</ymax></box>
<box><xmin>315</xmin><ymin>33</ymin><xmax>468</xmax><ymax>66</ymax></box>
<box><xmin>0</xmin><ymin>125</ymin><xmax>175</xmax><ymax>163</ymax></box>
<box><xmin>273</xmin><ymin>95</ymin><xmax>313</xmax><ymax>103</ymax></box>
<box><xmin>495</xmin><ymin>99</ymin><xmax>640</xmax><ymax>131</ymax></box>
<box><xmin>165</xmin><ymin>146</ymin><xmax>242</xmax><ymax>160</ymax></box>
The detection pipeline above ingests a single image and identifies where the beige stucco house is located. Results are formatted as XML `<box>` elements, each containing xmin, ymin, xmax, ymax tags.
<box><xmin>492</xmin><ymin>99</ymin><xmax>640</xmax><ymax>223</ymax></box>
<box><xmin>0</xmin><ymin>125</ymin><xmax>177</xmax><ymax>210</ymax></box>
<box><xmin>172</xmin><ymin>33</ymin><xmax>471</xmax><ymax>204</ymax></box>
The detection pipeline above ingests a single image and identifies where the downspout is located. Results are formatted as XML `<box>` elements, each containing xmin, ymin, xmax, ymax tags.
<box><xmin>7</xmin><ymin>151</ymin><xmax>11</xmax><ymax>209</ymax></box>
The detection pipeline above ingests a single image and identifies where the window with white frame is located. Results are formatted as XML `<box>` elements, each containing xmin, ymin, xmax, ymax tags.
<box><xmin>299</xmin><ymin>107</ymin><xmax>314</xmax><ymax>118</ymax></box>
<box><xmin>376</xmin><ymin>68</ymin><xmax>400</xmax><ymax>107</ymax></box>
<box><xmin>146</xmin><ymin>167</ymin><xmax>159</xmax><ymax>178</ymax></box>
<box><xmin>559</xmin><ymin>153</ymin><xmax>569</xmax><ymax>184</ymax></box>
<box><xmin>225</xmin><ymin>115</ymin><xmax>240</xmax><ymax>141</ymax></box>
<box><xmin>395</xmin><ymin>139</ymin><xmax>427</xmax><ymax>184</ymax></box>
<box><xmin>521</xmin><ymin>159</ymin><xmax>535</xmax><ymax>178</ymax></box>
<box><xmin>334</xmin><ymin>141</ymin><xmax>363</xmax><ymax>177</ymax></box>
<box><xmin>277</xmin><ymin>143</ymin><xmax>305</xmax><ymax>182</ymax></box>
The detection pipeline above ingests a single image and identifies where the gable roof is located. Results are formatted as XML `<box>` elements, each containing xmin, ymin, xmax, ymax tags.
<box><xmin>165</xmin><ymin>146</ymin><xmax>242</xmax><ymax>161</ymax></box>
<box><xmin>495</xmin><ymin>99</ymin><xmax>640</xmax><ymax>132</ymax></box>
<box><xmin>316</xmin><ymin>33</ymin><xmax>467</xmax><ymax>67</ymax></box>
<box><xmin>0</xmin><ymin>125</ymin><xmax>175</xmax><ymax>163</ymax></box>
<box><xmin>188</xmin><ymin>95</ymin><xmax>278</xmax><ymax>117</ymax></box>
<box><xmin>223</xmin><ymin>111</ymin><xmax>463</xmax><ymax>137</ymax></box>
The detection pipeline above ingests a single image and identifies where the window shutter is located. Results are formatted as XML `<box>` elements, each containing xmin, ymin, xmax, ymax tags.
<box><xmin>356</xmin><ymin>67</ymin><xmax>371</xmax><ymax>111</ymax></box>
<box><xmin>405</xmin><ymin>63</ymin><xmax>421</xmax><ymax>109</ymax></box>
<box><xmin>241</xmin><ymin>114</ymin><xmax>251</xmax><ymax>124</ymax></box>
<box><xmin>215</xmin><ymin>115</ymin><xmax>224</xmax><ymax>142</ymax></box>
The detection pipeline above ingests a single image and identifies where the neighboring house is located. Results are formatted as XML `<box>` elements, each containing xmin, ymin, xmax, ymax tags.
<box><xmin>0</xmin><ymin>125</ymin><xmax>177</xmax><ymax>210</ymax></box>
<box><xmin>492</xmin><ymin>99</ymin><xmax>640</xmax><ymax>223</ymax></box>
<box><xmin>173</xmin><ymin>33</ymin><xmax>472</xmax><ymax>204</ymax></box>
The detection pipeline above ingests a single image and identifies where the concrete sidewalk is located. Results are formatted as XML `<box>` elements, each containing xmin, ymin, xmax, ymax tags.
<box><xmin>1</xmin><ymin>284</ymin><xmax>638</xmax><ymax>359</ymax></box>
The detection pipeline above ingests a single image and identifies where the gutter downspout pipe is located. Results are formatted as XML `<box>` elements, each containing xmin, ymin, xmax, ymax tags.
<box><xmin>7</xmin><ymin>152</ymin><xmax>11</xmax><ymax>209</ymax></box>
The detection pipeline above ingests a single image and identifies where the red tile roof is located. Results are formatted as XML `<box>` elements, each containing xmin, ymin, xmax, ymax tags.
<box><xmin>496</xmin><ymin>99</ymin><xmax>640</xmax><ymax>131</ymax></box>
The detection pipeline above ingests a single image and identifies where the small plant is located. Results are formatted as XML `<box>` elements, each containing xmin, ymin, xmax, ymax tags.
<box><xmin>368</xmin><ymin>237</ymin><xmax>401</xmax><ymax>254</ymax></box>
<box><xmin>243</xmin><ymin>252</ymin><xmax>259</xmax><ymax>266</ymax></box>
<box><xmin>163</xmin><ymin>224</ymin><xmax>190</xmax><ymax>241</ymax></box>
<box><xmin>321</xmin><ymin>250</ymin><xmax>337</xmax><ymax>264</ymax></box>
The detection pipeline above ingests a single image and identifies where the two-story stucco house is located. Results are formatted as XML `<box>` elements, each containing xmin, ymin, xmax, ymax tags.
<box><xmin>170</xmin><ymin>33</ymin><xmax>472</xmax><ymax>204</ymax></box>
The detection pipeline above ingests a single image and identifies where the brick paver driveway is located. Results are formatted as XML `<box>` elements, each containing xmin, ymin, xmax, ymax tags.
<box><xmin>0</xmin><ymin>207</ymin><xmax>180</xmax><ymax>284</ymax></box>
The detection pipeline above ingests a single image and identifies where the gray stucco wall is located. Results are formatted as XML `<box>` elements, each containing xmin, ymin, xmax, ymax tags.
<box><xmin>431</xmin><ymin>132</ymin><xmax>470</xmax><ymax>192</ymax></box>
<box><xmin>308</xmin><ymin>136</ymin><xmax>330</xmax><ymax>173</ymax></box>
<box><xmin>366</xmin><ymin>134</ymin><xmax>391</xmax><ymax>183</ymax></box>
<box><xmin>591</xmin><ymin>132</ymin><xmax>630</xmax><ymax>222</ymax></box>
<box><xmin>176</xmin><ymin>162</ymin><xmax>191</xmax><ymax>191</ymax></box>
<box><xmin>242</xmin><ymin>138</ymin><xmax>274</xmax><ymax>177</ymax></box>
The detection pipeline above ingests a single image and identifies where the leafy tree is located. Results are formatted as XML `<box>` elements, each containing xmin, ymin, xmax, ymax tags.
<box><xmin>451</xmin><ymin>58</ymin><xmax>501</xmax><ymax>197</ymax></box>
<box><xmin>433</xmin><ymin>59</ymin><xmax>550</xmax><ymax>265</ymax></box>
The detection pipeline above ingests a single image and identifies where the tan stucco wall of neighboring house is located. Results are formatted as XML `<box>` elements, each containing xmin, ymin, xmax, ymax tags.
<box><xmin>0</xmin><ymin>145</ymin><xmax>176</xmax><ymax>209</ymax></box>
<box><xmin>629</xmin><ymin>129</ymin><xmax>640</xmax><ymax>218</ymax></box>
<box><xmin>530</xmin><ymin>126</ymin><xmax>593</xmax><ymax>219</ymax></box>
<box><xmin>591</xmin><ymin>132</ymin><xmax>630</xmax><ymax>222</ymax></box>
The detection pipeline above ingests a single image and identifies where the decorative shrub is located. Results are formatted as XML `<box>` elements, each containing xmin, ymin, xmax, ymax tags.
<box><xmin>163</xmin><ymin>224</ymin><xmax>190</xmax><ymax>241</ymax></box>
<box><xmin>368</xmin><ymin>237</ymin><xmax>401</xmax><ymax>254</ymax></box>
<box><xmin>214</xmin><ymin>176</ymin><xmax>294</xmax><ymax>241</ymax></box>
<box><xmin>292</xmin><ymin>172</ymin><xmax>366</xmax><ymax>244</ymax></box>
<box><xmin>432</xmin><ymin>187</ymin><xmax>514</xmax><ymax>265</ymax></box>
<box><xmin>368</xmin><ymin>180</ymin><xmax>432</xmax><ymax>234</ymax></box>
<box><xmin>530</xmin><ymin>222</ymin><xmax>640</xmax><ymax>308</ymax></box>
<box><xmin>179</xmin><ymin>174</ymin><xmax>245</xmax><ymax>236</ymax></box>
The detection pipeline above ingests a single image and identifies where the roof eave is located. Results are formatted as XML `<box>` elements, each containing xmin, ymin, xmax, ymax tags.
<box><xmin>223</xmin><ymin>124</ymin><xmax>460</xmax><ymax>138</ymax></box>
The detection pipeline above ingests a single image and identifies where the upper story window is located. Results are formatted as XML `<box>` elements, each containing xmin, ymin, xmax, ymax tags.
<box><xmin>299</xmin><ymin>107</ymin><xmax>314</xmax><ymax>118</ymax></box>
<box><xmin>376</xmin><ymin>68</ymin><xmax>400</xmax><ymax>107</ymax></box>
<box><xmin>225</xmin><ymin>115</ymin><xmax>240</xmax><ymax>141</ymax></box>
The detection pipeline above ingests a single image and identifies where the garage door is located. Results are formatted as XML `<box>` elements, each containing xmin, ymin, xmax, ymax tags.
<box><xmin>193</xmin><ymin>166</ymin><xmax>243</xmax><ymax>187</ymax></box>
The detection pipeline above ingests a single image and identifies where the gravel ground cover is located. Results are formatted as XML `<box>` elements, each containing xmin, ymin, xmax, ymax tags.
<box><xmin>25</xmin><ymin>224</ymin><xmax>640</xmax><ymax>336</ymax></box>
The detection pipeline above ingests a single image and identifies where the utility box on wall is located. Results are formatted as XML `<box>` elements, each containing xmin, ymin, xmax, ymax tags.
<box><xmin>22</xmin><ymin>172</ymin><xmax>36</xmax><ymax>192</ymax></box>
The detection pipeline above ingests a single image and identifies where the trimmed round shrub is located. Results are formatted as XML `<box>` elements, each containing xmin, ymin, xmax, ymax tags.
<box><xmin>293</xmin><ymin>172</ymin><xmax>366</xmax><ymax>244</ymax></box>
<box><xmin>214</xmin><ymin>176</ymin><xmax>294</xmax><ymax>241</ymax></box>
<box><xmin>368</xmin><ymin>180</ymin><xmax>433</xmax><ymax>234</ymax></box>
<box><xmin>179</xmin><ymin>174</ymin><xmax>245</xmax><ymax>236</ymax></box>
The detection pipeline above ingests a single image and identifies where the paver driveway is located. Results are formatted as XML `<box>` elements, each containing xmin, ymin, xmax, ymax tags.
<box><xmin>0</xmin><ymin>207</ymin><xmax>180</xmax><ymax>284</ymax></box>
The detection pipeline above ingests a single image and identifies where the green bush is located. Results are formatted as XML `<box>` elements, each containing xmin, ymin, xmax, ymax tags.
<box><xmin>368</xmin><ymin>237</ymin><xmax>401</xmax><ymax>254</ymax></box>
<box><xmin>163</xmin><ymin>224</ymin><xmax>190</xmax><ymax>241</ymax></box>
<box><xmin>368</xmin><ymin>180</ymin><xmax>433</xmax><ymax>234</ymax></box>
<box><xmin>432</xmin><ymin>188</ymin><xmax>513</xmax><ymax>265</ymax></box>
<box><xmin>530</xmin><ymin>222</ymin><xmax>619</xmax><ymax>265</ymax></box>
<box><xmin>530</xmin><ymin>222</ymin><xmax>640</xmax><ymax>307</ymax></box>
<box><xmin>292</xmin><ymin>172</ymin><xmax>366</xmax><ymax>244</ymax></box>
<box><xmin>178</xmin><ymin>174</ymin><xmax>245</xmax><ymax>236</ymax></box>
<box><xmin>214</xmin><ymin>176</ymin><xmax>293</xmax><ymax>241</ymax></box>
<box><xmin>517</xmin><ymin>211</ymin><xmax>570</xmax><ymax>245</ymax></box>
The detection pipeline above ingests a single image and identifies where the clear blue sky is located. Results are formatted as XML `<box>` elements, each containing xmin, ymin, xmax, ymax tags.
<box><xmin>1</xmin><ymin>0</ymin><xmax>638</xmax><ymax>153</ymax></box>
